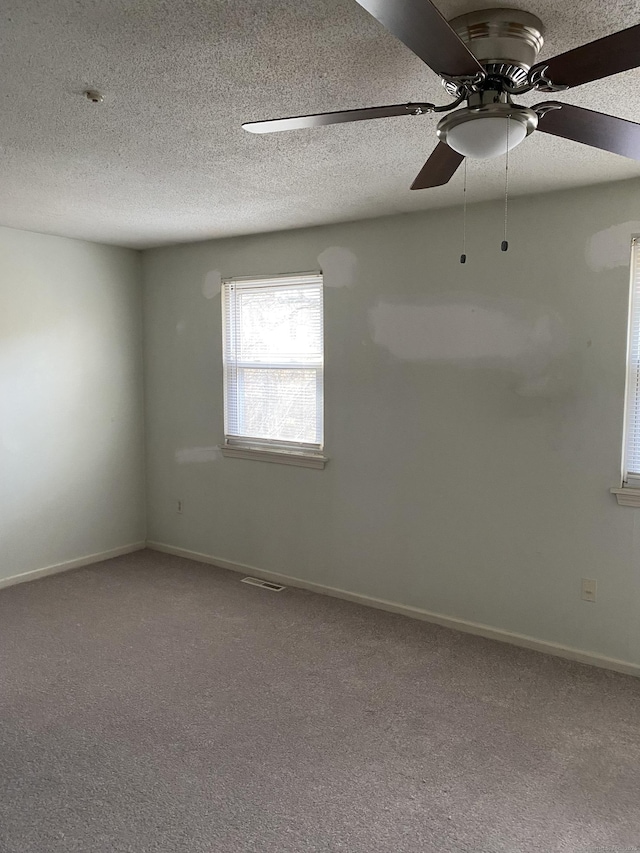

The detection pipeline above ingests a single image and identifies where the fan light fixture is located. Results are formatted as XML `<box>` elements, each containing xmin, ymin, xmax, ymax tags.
<box><xmin>437</xmin><ymin>105</ymin><xmax>538</xmax><ymax>160</ymax></box>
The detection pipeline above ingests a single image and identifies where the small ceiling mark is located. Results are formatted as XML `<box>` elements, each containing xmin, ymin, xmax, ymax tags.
<box><xmin>84</xmin><ymin>89</ymin><xmax>103</xmax><ymax>104</ymax></box>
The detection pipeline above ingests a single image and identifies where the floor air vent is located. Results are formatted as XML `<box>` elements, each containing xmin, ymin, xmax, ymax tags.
<box><xmin>240</xmin><ymin>577</ymin><xmax>286</xmax><ymax>592</ymax></box>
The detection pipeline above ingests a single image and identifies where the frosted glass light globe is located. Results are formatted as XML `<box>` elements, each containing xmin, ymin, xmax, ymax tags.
<box><xmin>437</xmin><ymin>107</ymin><xmax>538</xmax><ymax>160</ymax></box>
<box><xmin>446</xmin><ymin>116</ymin><xmax>528</xmax><ymax>159</ymax></box>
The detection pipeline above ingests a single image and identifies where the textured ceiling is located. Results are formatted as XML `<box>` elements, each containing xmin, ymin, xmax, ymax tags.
<box><xmin>1</xmin><ymin>0</ymin><xmax>640</xmax><ymax>248</ymax></box>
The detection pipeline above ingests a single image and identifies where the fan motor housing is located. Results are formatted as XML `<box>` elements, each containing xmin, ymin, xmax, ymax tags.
<box><xmin>443</xmin><ymin>8</ymin><xmax>545</xmax><ymax>94</ymax></box>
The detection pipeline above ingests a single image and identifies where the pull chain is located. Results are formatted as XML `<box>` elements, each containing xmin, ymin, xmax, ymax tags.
<box><xmin>460</xmin><ymin>159</ymin><xmax>468</xmax><ymax>264</ymax></box>
<box><xmin>501</xmin><ymin>117</ymin><xmax>510</xmax><ymax>252</ymax></box>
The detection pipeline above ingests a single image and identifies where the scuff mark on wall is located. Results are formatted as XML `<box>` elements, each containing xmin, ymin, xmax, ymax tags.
<box><xmin>175</xmin><ymin>446</ymin><xmax>221</xmax><ymax>463</ymax></box>
<box><xmin>586</xmin><ymin>222</ymin><xmax>640</xmax><ymax>271</ymax></box>
<box><xmin>318</xmin><ymin>247</ymin><xmax>357</xmax><ymax>288</ymax></box>
<box><xmin>369</xmin><ymin>294</ymin><xmax>570</xmax><ymax>397</ymax></box>
<box><xmin>176</xmin><ymin>320</ymin><xmax>187</xmax><ymax>334</ymax></box>
<box><xmin>202</xmin><ymin>270</ymin><xmax>222</xmax><ymax>299</ymax></box>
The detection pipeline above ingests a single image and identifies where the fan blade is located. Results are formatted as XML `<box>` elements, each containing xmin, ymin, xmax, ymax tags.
<box><xmin>354</xmin><ymin>0</ymin><xmax>483</xmax><ymax>77</ymax></box>
<box><xmin>243</xmin><ymin>103</ymin><xmax>433</xmax><ymax>133</ymax></box>
<box><xmin>535</xmin><ymin>102</ymin><xmax>640</xmax><ymax>161</ymax></box>
<box><xmin>530</xmin><ymin>23</ymin><xmax>640</xmax><ymax>90</ymax></box>
<box><xmin>411</xmin><ymin>143</ymin><xmax>464</xmax><ymax>189</ymax></box>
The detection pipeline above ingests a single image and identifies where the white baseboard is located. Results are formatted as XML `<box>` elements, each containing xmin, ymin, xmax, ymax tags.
<box><xmin>0</xmin><ymin>542</ymin><xmax>146</xmax><ymax>591</ymax></box>
<box><xmin>147</xmin><ymin>540</ymin><xmax>640</xmax><ymax>679</ymax></box>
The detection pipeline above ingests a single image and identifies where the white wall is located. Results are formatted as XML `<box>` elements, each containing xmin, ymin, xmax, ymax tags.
<box><xmin>1</xmin><ymin>226</ymin><xmax>145</xmax><ymax>580</ymax></box>
<box><xmin>142</xmin><ymin>180</ymin><xmax>640</xmax><ymax>667</ymax></box>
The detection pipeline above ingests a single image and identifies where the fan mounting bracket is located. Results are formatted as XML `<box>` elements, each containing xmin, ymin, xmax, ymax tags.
<box><xmin>527</xmin><ymin>64</ymin><xmax>570</xmax><ymax>93</ymax></box>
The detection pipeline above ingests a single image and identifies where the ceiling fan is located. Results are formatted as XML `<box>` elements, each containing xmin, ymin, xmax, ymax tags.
<box><xmin>242</xmin><ymin>1</ymin><xmax>640</xmax><ymax>189</ymax></box>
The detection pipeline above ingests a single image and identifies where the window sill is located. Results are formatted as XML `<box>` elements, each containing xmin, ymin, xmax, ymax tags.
<box><xmin>610</xmin><ymin>488</ymin><xmax>640</xmax><ymax>507</ymax></box>
<box><xmin>221</xmin><ymin>445</ymin><xmax>328</xmax><ymax>469</ymax></box>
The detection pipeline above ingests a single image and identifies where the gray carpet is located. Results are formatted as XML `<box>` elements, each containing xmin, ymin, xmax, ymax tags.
<box><xmin>1</xmin><ymin>550</ymin><xmax>639</xmax><ymax>853</ymax></box>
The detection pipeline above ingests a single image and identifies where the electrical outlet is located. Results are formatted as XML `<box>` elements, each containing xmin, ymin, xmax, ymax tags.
<box><xmin>177</xmin><ymin>499</ymin><xmax>183</xmax><ymax>514</ymax></box>
<box><xmin>581</xmin><ymin>578</ymin><xmax>597</xmax><ymax>602</ymax></box>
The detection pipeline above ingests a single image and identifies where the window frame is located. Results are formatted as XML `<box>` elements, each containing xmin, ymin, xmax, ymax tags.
<box><xmin>613</xmin><ymin>236</ymin><xmax>640</xmax><ymax>504</ymax></box>
<box><xmin>220</xmin><ymin>271</ymin><xmax>327</xmax><ymax>468</ymax></box>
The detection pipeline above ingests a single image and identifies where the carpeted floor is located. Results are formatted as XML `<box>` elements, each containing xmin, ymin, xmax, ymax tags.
<box><xmin>1</xmin><ymin>550</ymin><xmax>639</xmax><ymax>852</ymax></box>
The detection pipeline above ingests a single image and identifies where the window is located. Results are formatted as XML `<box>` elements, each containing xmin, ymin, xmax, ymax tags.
<box><xmin>221</xmin><ymin>272</ymin><xmax>324</xmax><ymax>465</ymax></box>
<box><xmin>622</xmin><ymin>237</ymin><xmax>640</xmax><ymax>491</ymax></box>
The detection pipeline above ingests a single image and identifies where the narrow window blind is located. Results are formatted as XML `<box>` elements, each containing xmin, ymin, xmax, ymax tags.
<box><xmin>623</xmin><ymin>237</ymin><xmax>640</xmax><ymax>487</ymax></box>
<box><xmin>222</xmin><ymin>272</ymin><xmax>324</xmax><ymax>451</ymax></box>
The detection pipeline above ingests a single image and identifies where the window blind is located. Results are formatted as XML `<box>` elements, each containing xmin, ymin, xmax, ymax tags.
<box><xmin>222</xmin><ymin>272</ymin><xmax>324</xmax><ymax>451</ymax></box>
<box><xmin>623</xmin><ymin>237</ymin><xmax>640</xmax><ymax>486</ymax></box>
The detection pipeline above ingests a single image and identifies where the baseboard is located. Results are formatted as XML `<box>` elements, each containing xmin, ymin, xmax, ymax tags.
<box><xmin>0</xmin><ymin>542</ymin><xmax>146</xmax><ymax>591</ymax></box>
<box><xmin>147</xmin><ymin>540</ymin><xmax>640</xmax><ymax>679</ymax></box>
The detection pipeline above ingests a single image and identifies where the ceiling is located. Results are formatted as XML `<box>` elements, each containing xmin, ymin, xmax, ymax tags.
<box><xmin>1</xmin><ymin>0</ymin><xmax>640</xmax><ymax>249</ymax></box>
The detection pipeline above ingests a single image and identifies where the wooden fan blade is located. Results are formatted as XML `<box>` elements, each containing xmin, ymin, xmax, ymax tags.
<box><xmin>530</xmin><ymin>23</ymin><xmax>640</xmax><ymax>90</ymax></box>
<box><xmin>535</xmin><ymin>102</ymin><xmax>640</xmax><ymax>161</ymax></box>
<box><xmin>355</xmin><ymin>0</ymin><xmax>483</xmax><ymax>77</ymax></box>
<box><xmin>411</xmin><ymin>143</ymin><xmax>464</xmax><ymax>189</ymax></box>
<box><xmin>242</xmin><ymin>103</ymin><xmax>432</xmax><ymax>133</ymax></box>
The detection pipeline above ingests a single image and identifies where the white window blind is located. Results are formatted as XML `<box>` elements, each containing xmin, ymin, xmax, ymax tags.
<box><xmin>623</xmin><ymin>237</ymin><xmax>640</xmax><ymax>487</ymax></box>
<box><xmin>222</xmin><ymin>272</ymin><xmax>324</xmax><ymax>452</ymax></box>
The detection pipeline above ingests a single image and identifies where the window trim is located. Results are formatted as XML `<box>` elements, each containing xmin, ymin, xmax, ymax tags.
<box><xmin>614</xmin><ymin>235</ymin><xmax>640</xmax><ymax>504</ymax></box>
<box><xmin>220</xmin><ymin>444</ymin><xmax>328</xmax><ymax>469</ymax></box>
<box><xmin>221</xmin><ymin>271</ymin><xmax>326</xmax><ymax>467</ymax></box>
<box><xmin>610</xmin><ymin>487</ymin><xmax>640</xmax><ymax>507</ymax></box>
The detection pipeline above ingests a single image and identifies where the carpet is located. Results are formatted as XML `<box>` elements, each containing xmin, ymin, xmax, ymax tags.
<box><xmin>1</xmin><ymin>549</ymin><xmax>639</xmax><ymax>852</ymax></box>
